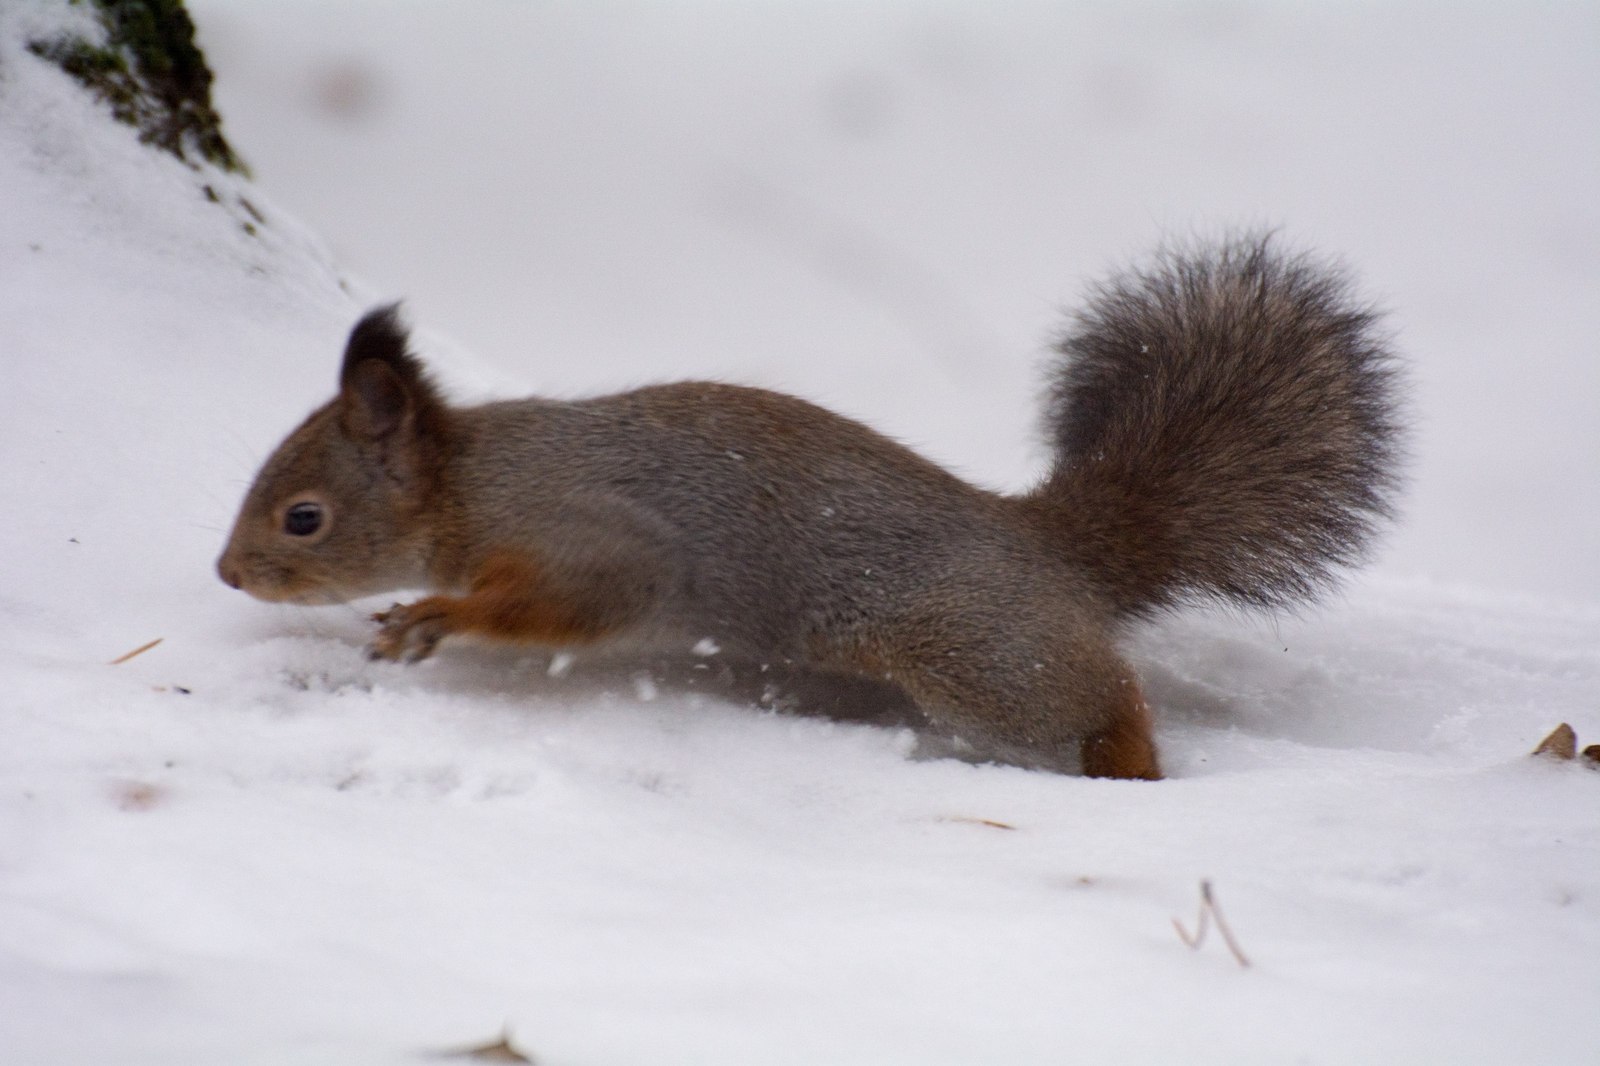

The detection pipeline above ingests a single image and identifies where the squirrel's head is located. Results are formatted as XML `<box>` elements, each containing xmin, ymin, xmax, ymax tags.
<box><xmin>217</xmin><ymin>305</ymin><xmax>453</xmax><ymax>604</ymax></box>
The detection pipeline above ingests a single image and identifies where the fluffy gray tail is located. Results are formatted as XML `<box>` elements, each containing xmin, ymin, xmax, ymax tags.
<box><xmin>1033</xmin><ymin>235</ymin><xmax>1403</xmax><ymax>619</ymax></box>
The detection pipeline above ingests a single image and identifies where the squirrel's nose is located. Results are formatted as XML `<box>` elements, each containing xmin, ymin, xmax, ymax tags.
<box><xmin>217</xmin><ymin>557</ymin><xmax>242</xmax><ymax>590</ymax></box>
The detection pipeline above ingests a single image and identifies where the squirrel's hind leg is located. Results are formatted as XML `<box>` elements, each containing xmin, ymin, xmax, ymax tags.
<box><xmin>1076</xmin><ymin>679</ymin><xmax>1162</xmax><ymax>780</ymax></box>
<box><xmin>826</xmin><ymin>620</ymin><xmax>1162</xmax><ymax>780</ymax></box>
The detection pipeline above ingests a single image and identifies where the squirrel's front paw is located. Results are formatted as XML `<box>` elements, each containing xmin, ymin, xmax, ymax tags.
<box><xmin>369</xmin><ymin>601</ymin><xmax>449</xmax><ymax>663</ymax></box>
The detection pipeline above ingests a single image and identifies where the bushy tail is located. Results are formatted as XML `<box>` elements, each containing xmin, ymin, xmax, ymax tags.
<box><xmin>1033</xmin><ymin>234</ymin><xmax>1403</xmax><ymax>619</ymax></box>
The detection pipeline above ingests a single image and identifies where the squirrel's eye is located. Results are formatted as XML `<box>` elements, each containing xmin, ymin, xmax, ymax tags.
<box><xmin>283</xmin><ymin>502</ymin><xmax>324</xmax><ymax>537</ymax></box>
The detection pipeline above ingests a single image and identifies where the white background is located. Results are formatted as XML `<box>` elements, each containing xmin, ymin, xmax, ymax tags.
<box><xmin>1</xmin><ymin>2</ymin><xmax>1597</xmax><ymax>1062</ymax></box>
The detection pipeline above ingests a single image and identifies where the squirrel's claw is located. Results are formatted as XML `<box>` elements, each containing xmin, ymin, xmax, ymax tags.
<box><xmin>368</xmin><ymin>602</ymin><xmax>447</xmax><ymax>664</ymax></box>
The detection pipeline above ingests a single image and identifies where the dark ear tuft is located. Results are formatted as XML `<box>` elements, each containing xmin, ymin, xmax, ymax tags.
<box><xmin>336</xmin><ymin>303</ymin><xmax>449</xmax><ymax>444</ymax></box>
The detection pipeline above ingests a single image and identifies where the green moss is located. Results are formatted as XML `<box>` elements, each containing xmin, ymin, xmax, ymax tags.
<box><xmin>27</xmin><ymin>0</ymin><xmax>246</xmax><ymax>174</ymax></box>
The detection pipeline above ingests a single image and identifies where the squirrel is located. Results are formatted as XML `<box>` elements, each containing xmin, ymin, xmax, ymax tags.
<box><xmin>218</xmin><ymin>235</ymin><xmax>1402</xmax><ymax>780</ymax></box>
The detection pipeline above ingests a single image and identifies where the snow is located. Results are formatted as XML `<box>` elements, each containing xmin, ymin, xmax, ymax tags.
<box><xmin>2</xmin><ymin>1</ymin><xmax>1597</xmax><ymax>1063</ymax></box>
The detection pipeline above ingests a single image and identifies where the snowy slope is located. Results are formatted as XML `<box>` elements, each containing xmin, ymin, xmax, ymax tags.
<box><xmin>3</xmin><ymin>2</ymin><xmax>1599</xmax><ymax>1064</ymax></box>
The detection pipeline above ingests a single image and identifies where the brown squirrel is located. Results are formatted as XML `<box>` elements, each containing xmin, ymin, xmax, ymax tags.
<box><xmin>218</xmin><ymin>235</ymin><xmax>1401</xmax><ymax>780</ymax></box>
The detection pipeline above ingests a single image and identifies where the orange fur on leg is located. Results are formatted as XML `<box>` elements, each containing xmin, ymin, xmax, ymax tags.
<box><xmin>1080</xmin><ymin>680</ymin><xmax>1163</xmax><ymax>780</ymax></box>
<box><xmin>370</xmin><ymin>550</ymin><xmax>620</xmax><ymax>661</ymax></box>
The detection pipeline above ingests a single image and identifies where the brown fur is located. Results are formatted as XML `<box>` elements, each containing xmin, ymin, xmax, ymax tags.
<box><xmin>219</xmin><ymin>235</ymin><xmax>1403</xmax><ymax>778</ymax></box>
<box><xmin>369</xmin><ymin>550</ymin><xmax>627</xmax><ymax>662</ymax></box>
<box><xmin>1079</xmin><ymin>681</ymin><xmax>1162</xmax><ymax>781</ymax></box>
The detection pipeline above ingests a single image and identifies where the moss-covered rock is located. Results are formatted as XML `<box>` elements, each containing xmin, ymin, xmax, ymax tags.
<box><xmin>28</xmin><ymin>0</ymin><xmax>245</xmax><ymax>173</ymax></box>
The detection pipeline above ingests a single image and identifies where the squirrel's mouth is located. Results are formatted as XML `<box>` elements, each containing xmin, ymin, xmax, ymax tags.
<box><xmin>217</xmin><ymin>553</ymin><xmax>346</xmax><ymax>606</ymax></box>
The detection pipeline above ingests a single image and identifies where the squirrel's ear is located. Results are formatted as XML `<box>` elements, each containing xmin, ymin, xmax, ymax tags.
<box><xmin>342</xmin><ymin>358</ymin><xmax>411</xmax><ymax>440</ymax></box>
<box><xmin>337</xmin><ymin>304</ymin><xmax>443</xmax><ymax>441</ymax></box>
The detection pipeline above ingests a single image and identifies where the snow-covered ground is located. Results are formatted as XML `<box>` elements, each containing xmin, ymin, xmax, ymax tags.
<box><xmin>2</xmin><ymin>1</ymin><xmax>1597</xmax><ymax>1063</ymax></box>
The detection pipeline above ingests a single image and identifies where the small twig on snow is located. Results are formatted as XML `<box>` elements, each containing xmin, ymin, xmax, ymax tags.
<box><xmin>108</xmin><ymin>637</ymin><xmax>163</xmax><ymax>665</ymax></box>
<box><xmin>1173</xmin><ymin>879</ymin><xmax>1251</xmax><ymax>968</ymax></box>
<box><xmin>435</xmin><ymin>1025</ymin><xmax>534</xmax><ymax>1063</ymax></box>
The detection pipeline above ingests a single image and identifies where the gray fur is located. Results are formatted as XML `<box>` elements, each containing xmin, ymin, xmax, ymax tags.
<box><xmin>1038</xmin><ymin>234</ymin><xmax>1403</xmax><ymax>617</ymax></box>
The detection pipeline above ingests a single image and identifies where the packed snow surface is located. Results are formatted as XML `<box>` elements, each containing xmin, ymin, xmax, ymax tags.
<box><xmin>2</xmin><ymin>2</ymin><xmax>1597</xmax><ymax>1063</ymax></box>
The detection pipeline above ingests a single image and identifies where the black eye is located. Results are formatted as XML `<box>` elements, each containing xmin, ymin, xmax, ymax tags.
<box><xmin>284</xmin><ymin>502</ymin><xmax>324</xmax><ymax>537</ymax></box>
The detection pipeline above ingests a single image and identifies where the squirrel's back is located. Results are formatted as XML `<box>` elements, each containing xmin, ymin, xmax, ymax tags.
<box><xmin>444</xmin><ymin>380</ymin><xmax>1023</xmax><ymax>658</ymax></box>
